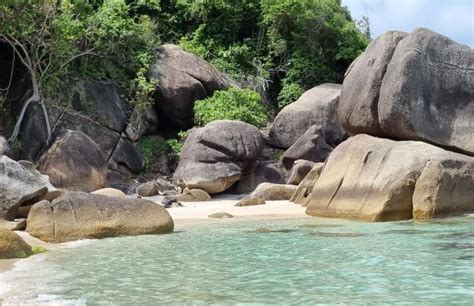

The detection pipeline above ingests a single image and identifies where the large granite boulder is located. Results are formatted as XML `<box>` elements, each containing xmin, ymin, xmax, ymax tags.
<box><xmin>287</xmin><ymin>160</ymin><xmax>316</xmax><ymax>185</ymax></box>
<box><xmin>339</xmin><ymin>31</ymin><xmax>408</xmax><ymax>136</ymax></box>
<box><xmin>0</xmin><ymin>156</ymin><xmax>48</xmax><ymax>220</ymax></box>
<box><xmin>0</xmin><ymin>228</ymin><xmax>33</xmax><ymax>259</ymax></box>
<box><xmin>269</xmin><ymin>84</ymin><xmax>345</xmax><ymax>149</ymax></box>
<box><xmin>27</xmin><ymin>192</ymin><xmax>174</xmax><ymax>243</ymax></box>
<box><xmin>281</xmin><ymin>125</ymin><xmax>334</xmax><ymax>170</ymax></box>
<box><xmin>174</xmin><ymin>120</ymin><xmax>263</xmax><ymax>194</ymax></box>
<box><xmin>37</xmin><ymin>129</ymin><xmax>107</xmax><ymax>192</ymax></box>
<box><xmin>290</xmin><ymin>162</ymin><xmax>324</xmax><ymax>205</ymax></box>
<box><xmin>339</xmin><ymin>28</ymin><xmax>474</xmax><ymax>155</ymax></box>
<box><xmin>149</xmin><ymin>44</ymin><xmax>233</xmax><ymax>130</ymax></box>
<box><xmin>305</xmin><ymin>134</ymin><xmax>474</xmax><ymax>221</ymax></box>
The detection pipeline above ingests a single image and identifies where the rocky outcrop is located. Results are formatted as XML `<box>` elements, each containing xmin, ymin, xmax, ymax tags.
<box><xmin>234</xmin><ymin>161</ymin><xmax>288</xmax><ymax>194</ymax></box>
<box><xmin>136</xmin><ymin>178</ymin><xmax>176</xmax><ymax>197</ymax></box>
<box><xmin>281</xmin><ymin>125</ymin><xmax>334</xmax><ymax>170</ymax></box>
<box><xmin>149</xmin><ymin>44</ymin><xmax>233</xmax><ymax>130</ymax></box>
<box><xmin>37</xmin><ymin>130</ymin><xmax>107</xmax><ymax>192</ymax></box>
<box><xmin>305</xmin><ymin>135</ymin><xmax>474</xmax><ymax>221</ymax></box>
<box><xmin>174</xmin><ymin>120</ymin><xmax>263</xmax><ymax>194</ymax></box>
<box><xmin>339</xmin><ymin>28</ymin><xmax>474</xmax><ymax>155</ymax></box>
<box><xmin>0</xmin><ymin>228</ymin><xmax>33</xmax><ymax>259</ymax></box>
<box><xmin>290</xmin><ymin>162</ymin><xmax>324</xmax><ymax>205</ymax></box>
<box><xmin>287</xmin><ymin>160</ymin><xmax>316</xmax><ymax>185</ymax></box>
<box><xmin>0</xmin><ymin>156</ymin><xmax>48</xmax><ymax>220</ymax></box>
<box><xmin>269</xmin><ymin>84</ymin><xmax>345</xmax><ymax>149</ymax></box>
<box><xmin>27</xmin><ymin>192</ymin><xmax>174</xmax><ymax>243</ymax></box>
<box><xmin>246</xmin><ymin>183</ymin><xmax>298</xmax><ymax>201</ymax></box>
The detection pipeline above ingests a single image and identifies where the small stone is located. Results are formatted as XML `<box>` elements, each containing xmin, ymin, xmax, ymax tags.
<box><xmin>235</xmin><ymin>196</ymin><xmax>266</xmax><ymax>207</ymax></box>
<box><xmin>208</xmin><ymin>212</ymin><xmax>234</xmax><ymax>219</ymax></box>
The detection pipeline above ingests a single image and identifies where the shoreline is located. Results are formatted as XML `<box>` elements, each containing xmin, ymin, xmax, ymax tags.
<box><xmin>0</xmin><ymin>199</ymin><xmax>308</xmax><ymax>274</ymax></box>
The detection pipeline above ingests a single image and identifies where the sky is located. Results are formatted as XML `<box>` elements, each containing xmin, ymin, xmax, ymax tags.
<box><xmin>341</xmin><ymin>0</ymin><xmax>474</xmax><ymax>47</ymax></box>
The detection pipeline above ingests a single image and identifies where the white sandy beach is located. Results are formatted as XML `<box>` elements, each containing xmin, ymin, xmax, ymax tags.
<box><xmin>0</xmin><ymin>198</ymin><xmax>308</xmax><ymax>273</ymax></box>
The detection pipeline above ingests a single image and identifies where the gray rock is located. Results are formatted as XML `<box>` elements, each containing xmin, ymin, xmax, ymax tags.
<box><xmin>0</xmin><ymin>136</ymin><xmax>13</xmax><ymax>157</ymax></box>
<box><xmin>287</xmin><ymin>160</ymin><xmax>316</xmax><ymax>185</ymax></box>
<box><xmin>281</xmin><ymin>125</ymin><xmax>334</xmax><ymax>170</ymax></box>
<box><xmin>269</xmin><ymin>84</ymin><xmax>345</xmax><ymax>149</ymax></box>
<box><xmin>290</xmin><ymin>163</ymin><xmax>324</xmax><ymax>205</ymax></box>
<box><xmin>174</xmin><ymin>120</ymin><xmax>263</xmax><ymax>194</ymax></box>
<box><xmin>208</xmin><ymin>212</ymin><xmax>233</xmax><ymax>219</ymax></box>
<box><xmin>0</xmin><ymin>156</ymin><xmax>48</xmax><ymax>220</ymax></box>
<box><xmin>247</xmin><ymin>183</ymin><xmax>298</xmax><ymax>201</ymax></box>
<box><xmin>168</xmin><ymin>188</ymin><xmax>211</xmax><ymax>202</ymax></box>
<box><xmin>305</xmin><ymin>134</ymin><xmax>474</xmax><ymax>221</ymax></box>
<box><xmin>27</xmin><ymin>192</ymin><xmax>174</xmax><ymax>242</ymax></box>
<box><xmin>378</xmin><ymin>28</ymin><xmax>474</xmax><ymax>155</ymax></box>
<box><xmin>137</xmin><ymin>177</ymin><xmax>176</xmax><ymax>197</ymax></box>
<box><xmin>37</xmin><ymin>129</ymin><xmax>107</xmax><ymax>192</ymax></box>
<box><xmin>234</xmin><ymin>161</ymin><xmax>288</xmax><ymax>194</ymax></box>
<box><xmin>339</xmin><ymin>31</ymin><xmax>408</xmax><ymax>136</ymax></box>
<box><xmin>109</xmin><ymin>137</ymin><xmax>143</xmax><ymax>174</ymax></box>
<box><xmin>0</xmin><ymin>218</ymin><xmax>27</xmax><ymax>231</ymax></box>
<box><xmin>235</xmin><ymin>196</ymin><xmax>266</xmax><ymax>207</ymax></box>
<box><xmin>149</xmin><ymin>44</ymin><xmax>233</xmax><ymax>130</ymax></box>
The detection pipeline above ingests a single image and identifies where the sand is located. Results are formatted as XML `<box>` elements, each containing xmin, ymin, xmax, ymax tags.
<box><xmin>0</xmin><ymin>197</ymin><xmax>308</xmax><ymax>273</ymax></box>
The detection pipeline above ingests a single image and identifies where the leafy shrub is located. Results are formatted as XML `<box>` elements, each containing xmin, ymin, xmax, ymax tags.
<box><xmin>277</xmin><ymin>82</ymin><xmax>305</xmax><ymax>108</ymax></box>
<box><xmin>138</xmin><ymin>136</ymin><xmax>169</xmax><ymax>171</ymax></box>
<box><xmin>194</xmin><ymin>88</ymin><xmax>268</xmax><ymax>128</ymax></box>
<box><xmin>165</xmin><ymin>131</ymin><xmax>189</xmax><ymax>160</ymax></box>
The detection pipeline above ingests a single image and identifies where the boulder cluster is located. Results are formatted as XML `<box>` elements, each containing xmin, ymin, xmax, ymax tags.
<box><xmin>0</xmin><ymin>28</ymin><xmax>473</xmax><ymax>258</ymax></box>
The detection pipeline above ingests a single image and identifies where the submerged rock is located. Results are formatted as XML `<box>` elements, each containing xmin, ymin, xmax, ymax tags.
<box><xmin>27</xmin><ymin>192</ymin><xmax>174</xmax><ymax>242</ymax></box>
<box><xmin>305</xmin><ymin>134</ymin><xmax>474</xmax><ymax>221</ymax></box>
<box><xmin>174</xmin><ymin>120</ymin><xmax>263</xmax><ymax>194</ymax></box>
<box><xmin>208</xmin><ymin>212</ymin><xmax>233</xmax><ymax>219</ymax></box>
<box><xmin>0</xmin><ymin>228</ymin><xmax>33</xmax><ymax>259</ymax></box>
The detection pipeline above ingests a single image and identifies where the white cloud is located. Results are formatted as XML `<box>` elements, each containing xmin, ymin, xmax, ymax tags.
<box><xmin>342</xmin><ymin>0</ymin><xmax>474</xmax><ymax>47</ymax></box>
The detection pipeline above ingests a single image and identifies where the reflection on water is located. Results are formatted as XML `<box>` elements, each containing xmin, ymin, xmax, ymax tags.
<box><xmin>1</xmin><ymin>216</ymin><xmax>473</xmax><ymax>305</ymax></box>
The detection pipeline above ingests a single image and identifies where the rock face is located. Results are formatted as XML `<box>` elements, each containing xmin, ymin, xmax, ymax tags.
<box><xmin>339</xmin><ymin>28</ymin><xmax>474</xmax><ymax>155</ymax></box>
<box><xmin>37</xmin><ymin>130</ymin><xmax>107</xmax><ymax>192</ymax></box>
<box><xmin>290</xmin><ymin>163</ymin><xmax>324</xmax><ymax>205</ymax></box>
<box><xmin>149</xmin><ymin>44</ymin><xmax>233</xmax><ymax>130</ymax></box>
<box><xmin>247</xmin><ymin>183</ymin><xmax>298</xmax><ymax>201</ymax></box>
<box><xmin>0</xmin><ymin>136</ymin><xmax>13</xmax><ymax>157</ymax></box>
<box><xmin>174</xmin><ymin>120</ymin><xmax>263</xmax><ymax>194</ymax></box>
<box><xmin>339</xmin><ymin>31</ymin><xmax>408</xmax><ymax>136</ymax></box>
<box><xmin>287</xmin><ymin>160</ymin><xmax>316</xmax><ymax>185</ymax></box>
<box><xmin>281</xmin><ymin>125</ymin><xmax>334</xmax><ymax>170</ymax></box>
<box><xmin>269</xmin><ymin>84</ymin><xmax>345</xmax><ymax>149</ymax></box>
<box><xmin>0</xmin><ymin>156</ymin><xmax>48</xmax><ymax>220</ymax></box>
<box><xmin>305</xmin><ymin>135</ymin><xmax>474</xmax><ymax>221</ymax></box>
<box><xmin>27</xmin><ymin>192</ymin><xmax>174</xmax><ymax>243</ymax></box>
<box><xmin>0</xmin><ymin>228</ymin><xmax>33</xmax><ymax>259</ymax></box>
<box><xmin>234</xmin><ymin>161</ymin><xmax>288</xmax><ymax>194</ymax></box>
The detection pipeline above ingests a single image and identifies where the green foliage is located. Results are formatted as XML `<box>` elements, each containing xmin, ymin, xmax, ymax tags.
<box><xmin>194</xmin><ymin>87</ymin><xmax>268</xmax><ymax>128</ymax></box>
<box><xmin>32</xmin><ymin>246</ymin><xmax>48</xmax><ymax>255</ymax></box>
<box><xmin>277</xmin><ymin>82</ymin><xmax>304</xmax><ymax>108</ymax></box>
<box><xmin>138</xmin><ymin>136</ymin><xmax>169</xmax><ymax>171</ymax></box>
<box><xmin>165</xmin><ymin>131</ymin><xmax>188</xmax><ymax>159</ymax></box>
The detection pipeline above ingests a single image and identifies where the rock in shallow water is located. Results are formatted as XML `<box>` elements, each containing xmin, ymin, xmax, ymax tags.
<box><xmin>208</xmin><ymin>212</ymin><xmax>233</xmax><ymax>219</ymax></box>
<box><xmin>305</xmin><ymin>134</ymin><xmax>474</xmax><ymax>221</ymax></box>
<box><xmin>27</xmin><ymin>192</ymin><xmax>174</xmax><ymax>243</ymax></box>
<box><xmin>0</xmin><ymin>228</ymin><xmax>33</xmax><ymax>259</ymax></box>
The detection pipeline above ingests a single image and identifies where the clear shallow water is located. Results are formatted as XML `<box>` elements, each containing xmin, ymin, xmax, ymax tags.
<box><xmin>1</xmin><ymin>217</ymin><xmax>474</xmax><ymax>305</ymax></box>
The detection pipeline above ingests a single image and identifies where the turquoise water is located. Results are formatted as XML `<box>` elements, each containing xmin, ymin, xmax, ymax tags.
<box><xmin>1</xmin><ymin>216</ymin><xmax>474</xmax><ymax>305</ymax></box>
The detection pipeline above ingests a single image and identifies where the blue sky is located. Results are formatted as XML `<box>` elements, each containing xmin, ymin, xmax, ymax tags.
<box><xmin>341</xmin><ymin>0</ymin><xmax>474</xmax><ymax>47</ymax></box>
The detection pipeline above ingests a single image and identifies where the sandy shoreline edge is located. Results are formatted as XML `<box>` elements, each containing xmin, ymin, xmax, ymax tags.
<box><xmin>0</xmin><ymin>200</ymin><xmax>308</xmax><ymax>274</ymax></box>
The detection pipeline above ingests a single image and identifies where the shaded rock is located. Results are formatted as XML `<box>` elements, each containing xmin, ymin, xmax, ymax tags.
<box><xmin>137</xmin><ymin>178</ymin><xmax>176</xmax><ymax>197</ymax></box>
<box><xmin>305</xmin><ymin>134</ymin><xmax>474</xmax><ymax>221</ymax></box>
<box><xmin>281</xmin><ymin>125</ymin><xmax>334</xmax><ymax>170</ymax></box>
<box><xmin>234</xmin><ymin>161</ymin><xmax>288</xmax><ymax>194</ymax></box>
<box><xmin>208</xmin><ymin>212</ymin><xmax>233</xmax><ymax>219</ymax></box>
<box><xmin>91</xmin><ymin>188</ymin><xmax>126</xmax><ymax>198</ymax></box>
<box><xmin>37</xmin><ymin>130</ymin><xmax>107</xmax><ymax>192</ymax></box>
<box><xmin>269</xmin><ymin>84</ymin><xmax>345</xmax><ymax>149</ymax></box>
<box><xmin>290</xmin><ymin>163</ymin><xmax>324</xmax><ymax>205</ymax></box>
<box><xmin>339</xmin><ymin>31</ymin><xmax>408</xmax><ymax>136</ymax></box>
<box><xmin>108</xmin><ymin>137</ymin><xmax>144</xmax><ymax>174</ymax></box>
<box><xmin>18</xmin><ymin>102</ymin><xmax>50</xmax><ymax>160</ymax></box>
<box><xmin>0</xmin><ymin>228</ymin><xmax>33</xmax><ymax>259</ymax></box>
<box><xmin>0</xmin><ymin>156</ymin><xmax>48</xmax><ymax>220</ymax></box>
<box><xmin>161</xmin><ymin>198</ymin><xmax>183</xmax><ymax>208</ymax></box>
<box><xmin>174</xmin><ymin>120</ymin><xmax>263</xmax><ymax>194</ymax></box>
<box><xmin>287</xmin><ymin>160</ymin><xmax>316</xmax><ymax>185</ymax></box>
<box><xmin>168</xmin><ymin>188</ymin><xmax>211</xmax><ymax>202</ymax></box>
<box><xmin>235</xmin><ymin>196</ymin><xmax>265</xmax><ymax>207</ymax></box>
<box><xmin>149</xmin><ymin>44</ymin><xmax>233</xmax><ymax>130</ymax></box>
<box><xmin>27</xmin><ymin>192</ymin><xmax>174</xmax><ymax>243</ymax></box>
<box><xmin>378</xmin><ymin>28</ymin><xmax>474</xmax><ymax>155</ymax></box>
<box><xmin>0</xmin><ymin>136</ymin><xmax>13</xmax><ymax>157</ymax></box>
<box><xmin>248</xmin><ymin>183</ymin><xmax>298</xmax><ymax>201</ymax></box>
<box><xmin>0</xmin><ymin>218</ymin><xmax>26</xmax><ymax>231</ymax></box>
